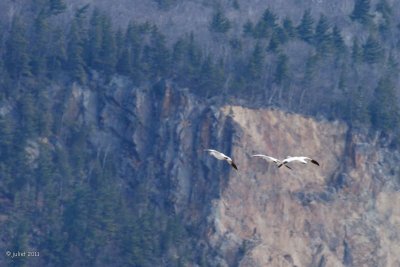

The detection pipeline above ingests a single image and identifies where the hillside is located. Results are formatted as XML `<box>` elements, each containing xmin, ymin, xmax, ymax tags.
<box><xmin>0</xmin><ymin>0</ymin><xmax>400</xmax><ymax>266</ymax></box>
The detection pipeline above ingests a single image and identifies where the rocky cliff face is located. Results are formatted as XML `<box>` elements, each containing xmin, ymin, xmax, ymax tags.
<box><xmin>68</xmin><ymin>77</ymin><xmax>400</xmax><ymax>266</ymax></box>
<box><xmin>206</xmin><ymin>106</ymin><xmax>400</xmax><ymax>267</ymax></box>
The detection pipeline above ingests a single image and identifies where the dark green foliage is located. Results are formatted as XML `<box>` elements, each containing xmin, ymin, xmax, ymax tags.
<box><xmin>350</xmin><ymin>0</ymin><xmax>372</xmax><ymax>25</ymax></box>
<box><xmin>47</xmin><ymin>28</ymin><xmax>67</xmax><ymax>77</ymax></box>
<box><xmin>369</xmin><ymin>76</ymin><xmax>399</xmax><ymax>132</ymax></box>
<box><xmin>314</xmin><ymin>14</ymin><xmax>332</xmax><ymax>55</ymax></box>
<box><xmin>283</xmin><ymin>17</ymin><xmax>296</xmax><ymax>38</ymax></box>
<box><xmin>49</xmin><ymin>0</ymin><xmax>67</xmax><ymax>15</ymax></box>
<box><xmin>297</xmin><ymin>9</ymin><xmax>314</xmax><ymax>43</ymax></box>
<box><xmin>274</xmin><ymin>54</ymin><xmax>289</xmax><ymax>85</ymax></box>
<box><xmin>348</xmin><ymin>86</ymin><xmax>370</xmax><ymax>125</ymax></box>
<box><xmin>243</xmin><ymin>20</ymin><xmax>254</xmax><ymax>37</ymax></box>
<box><xmin>18</xmin><ymin>92</ymin><xmax>38</xmax><ymax>138</ymax></box>
<box><xmin>99</xmin><ymin>15</ymin><xmax>117</xmax><ymax>76</ymax></box>
<box><xmin>210</xmin><ymin>10</ymin><xmax>231</xmax><ymax>33</ymax></box>
<box><xmin>86</xmin><ymin>8</ymin><xmax>103</xmax><ymax>69</ymax></box>
<box><xmin>362</xmin><ymin>35</ymin><xmax>384</xmax><ymax>64</ymax></box>
<box><xmin>122</xmin><ymin>22</ymin><xmax>144</xmax><ymax>81</ymax></box>
<box><xmin>303</xmin><ymin>54</ymin><xmax>318</xmax><ymax>87</ymax></box>
<box><xmin>37</xmin><ymin>91</ymin><xmax>53</xmax><ymax>137</ymax></box>
<box><xmin>268</xmin><ymin>32</ymin><xmax>280</xmax><ymax>52</ymax></box>
<box><xmin>85</xmin><ymin>11</ymin><xmax>117</xmax><ymax>76</ymax></box>
<box><xmin>247</xmin><ymin>43</ymin><xmax>264</xmax><ymax>80</ymax></box>
<box><xmin>0</xmin><ymin>116</ymin><xmax>13</xmax><ymax>159</ymax></box>
<box><xmin>31</xmin><ymin>11</ymin><xmax>53</xmax><ymax>77</ymax></box>
<box><xmin>4</xmin><ymin>17</ymin><xmax>31</xmax><ymax>79</ymax></box>
<box><xmin>197</xmin><ymin>56</ymin><xmax>225</xmax><ymax>96</ymax></box>
<box><xmin>253</xmin><ymin>8</ymin><xmax>277</xmax><ymax>39</ymax></box>
<box><xmin>352</xmin><ymin>38</ymin><xmax>362</xmax><ymax>63</ymax></box>
<box><xmin>143</xmin><ymin>27</ymin><xmax>170</xmax><ymax>78</ymax></box>
<box><xmin>232</xmin><ymin>0</ymin><xmax>240</xmax><ymax>10</ymax></box>
<box><xmin>154</xmin><ymin>0</ymin><xmax>177</xmax><ymax>10</ymax></box>
<box><xmin>67</xmin><ymin>20</ymin><xmax>87</xmax><ymax>83</ymax></box>
<box><xmin>229</xmin><ymin>38</ymin><xmax>242</xmax><ymax>51</ymax></box>
<box><xmin>376</xmin><ymin>0</ymin><xmax>392</xmax><ymax>37</ymax></box>
<box><xmin>331</xmin><ymin>25</ymin><xmax>346</xmax><ymax>54</ymax></box>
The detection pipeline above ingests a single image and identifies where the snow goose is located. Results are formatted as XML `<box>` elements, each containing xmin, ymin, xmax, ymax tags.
<box><xmin>278</xmin><ymin>156</ymin><xmax>320</xmax><ymax>168</ymax></box>
<box><xmin>205</xmin><ymin>149</ymin><xmax>238</xmax><ymax>171</ymax></box>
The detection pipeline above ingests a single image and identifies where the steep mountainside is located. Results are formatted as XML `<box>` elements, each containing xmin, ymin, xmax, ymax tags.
<box><xmin>69</xmin><ymin>80</ymin><xmax>400</xmax><ymax>266</ymax></box>
<box><xmin>5</xmin><ymin>77</ymin><xmax>398</xmax><ymax>266</ymax></box>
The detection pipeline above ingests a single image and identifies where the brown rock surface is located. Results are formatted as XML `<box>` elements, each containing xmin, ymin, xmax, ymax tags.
<box><xmin>205</xmin><ymin>106</ymin><xmax>400</xmax><ymax>267</ymax></box>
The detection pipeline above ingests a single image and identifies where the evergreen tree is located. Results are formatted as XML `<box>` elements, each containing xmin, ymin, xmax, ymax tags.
<box><xmin>198</xmin><ymin>56</ymin><xmax>224</xmax><ymax>96</ymax></box>
<box><xmin>283</xmin><ymin>17</ymin><xmax>296</xmax><ymax>38</ymax></box>
<box><xmin>232</xmin><ymin>0</ymin><xmax>240</xmax><ymax>9</ymax></box>
<box><xmin>351</xmin><ymin>38</ymin><xmax>362</xmax><ymax>63</ymax></box>
<box><xmin>31</xmin><ymin>11</ymin><xmax>50</xmax><ymax>76</ymax></box>
<box><xmin>243</xmin><ymin>20</ymin><xmax>254</xmax><ymax>37</ymax></box>
<box><xmin>362</xmin><ymin>35</ymin><xmax>383</xmax><ymax>64</ymax></box>
<box><xmin>376</xmin><ymin>0</ymin><xmax>392</xmax><ymax>37</ymax></box>
<box><xmin>185</xmin><ymin>33</ymin><xmax>202</xmax><ymax>80</ymax></box>
<box><xmin>274</xmin><ymin>26</ymin><xmax>289</xmax><ymax>44</ymax></box>
<box><xmin>67</xmin><ymin>20</ymin><xmax>87</xmax><ymax>83</ymax></box>
<box><xmin>247</xmin><ymin>43</ymin><xmax>264</xmax><ymax>80</ymax></box>
<box><xmin>47</xmin><ymin>27</ymin><xmax>67</xmax><ymax>77</ymax></box>
<box><xmin>125</xmin><ymin>22</ymin><xmax>143</xmax><ymax>81</ymax></box>
<box><xmin>99</xmin><ymin>15</ymin><xmax>117</xmax><ymax>76</ymax></box>
<box><xmin>114</xmin><ymin>28</ymin><xmax>124</xmax><ymax>61</ymax></box>
<box><xmin>18</xmin><ymin>92</ymin><xmax>38</xmax><ymax>138</ymax></box>
<box><xmin>49</xmin><ymin>0</ymin><xmax>67</xmax><ymax>15</ymax></box>
<box><xmin>37</xmin><ymin>91</ymin><xmax>53</xmax><ymax>137</ymax></box>
<box><xmin>297</xmin><ymin>9</ymin><xmax>314</xmax><ymax>43</ymax></box>
<box><xmin>0</xmin><ymin>116</ymin><xmax>13</xmax><ymax>160</ymax></box>
<box><xmin>36</xmin><ymin>145</ymin><xmax>54</xmax><ymax>185</ymax></box>
<box><xmin>268</xmin><ymin>32</ymin><xmax>280</xmax><ymax>52</ymax></box>
<box><xmin>348</xmin><ymin>86</ymin><xmax>370</xmax><ymax>125</ymax></box>
<box><xmin>261</xmin><ymin>8</ymin><xmax>278</xmax><ymax>30</ymax></box>
<box><xmin>369</xmin><ymin>76</ymin><xmax>399</xmax><ymax>132</ymax></box>
<box><xmin>331</xmin><ymin>25</ymin><xmax>346</xmax><ymax>54</ymax></box>
<box><xmin>4</xmin><ymin>16</ymin><xmax>31</xmax><ymax>79</ymax></box>
<box><xmin>143</xmin><ymin>27</ymin><xmax>170</xmax><ymax>78</ymax></box>
<box><xmin>154</xmin><ymin>0</ymin><xmax>177</xmax><ymax>10</ymax></box>
<box><xmin>303</xmin><ymin>54</ymin><xmax>317</xmax><ymax>87</ymax></box>
<box><xmin>172</xmin><ymin>38</ymin><xmax>185</xmax><ymax>64</ymax></box>
<box><xmin>86</xmin><ymin>9</ymin><xmax>103</xmax><ymax>69</ymax></box>
<box><xmin>210</xmin><ymin>10</ymin><xmax>231</xmax><ymax>33</ymax></box>
<box><xmin>350</xmin><ymin>0</ymin><xmax>372</xmax><ymax>25</ymax></box>
<box><xmin>116</xmin><ymin>48</ymin><xmax>133</xmax><ymax>75</ymax></box>
<box><xmin>274</xmin><ymin>53</ymin><xmax>289</xmax><ymax>85</ymax></box>
<box><xmin>314</xmin><ymin>14</ymin><xmax>332</xmax><ymax>55</ymax></box>
<box><xmin>253</xmin><ymin>8</ymin><xmax>277</xmax><ymax>39</ymax></box>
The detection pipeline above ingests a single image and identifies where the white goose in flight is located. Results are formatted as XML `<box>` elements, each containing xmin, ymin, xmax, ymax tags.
<box><xmin>205</xmin><ymin>149</ymin><xmax>238</xmax><ymax>171</ymax></box>
<box><xmin>278</xmin><ymin>156</ymin><xmax>320</xmax><ymax>168</ymax></box>
<box><xmin>252</xmin><ymin>154</ymin><xmax>292</xmax><ymax>170</ymax></box>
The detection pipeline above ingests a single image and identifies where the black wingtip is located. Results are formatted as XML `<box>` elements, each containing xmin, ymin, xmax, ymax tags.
<box><xmin>284</xmin><ymin>164</ymin><xmax>292</xmax><ymax>170</ymax></box>
<box><xmin>231</xmin><ymin>162</ymin><xmax>238</xmax><ymax>171</ymax></box>
<box><xmin>311</xmin><ymin>159</ymin><xmax>320</xmax><ymax>166</ymax></box>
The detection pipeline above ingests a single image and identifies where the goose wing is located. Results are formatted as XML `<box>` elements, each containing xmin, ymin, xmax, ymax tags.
<box><xmin>204</xmin><ymin>149</ymin><xmax>228</xmax><ymax>160</ymax></box>
<box><xmin>252</xmin><ymin>154</ymin><xmax>280</xmax><ymax>163</ymax></box>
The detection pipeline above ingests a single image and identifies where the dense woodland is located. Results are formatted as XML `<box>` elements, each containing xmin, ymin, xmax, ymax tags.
<box><xmin>1</xmin><ymin>0</ymin><xmax>400</xmax><ymax>266</ymax></box>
